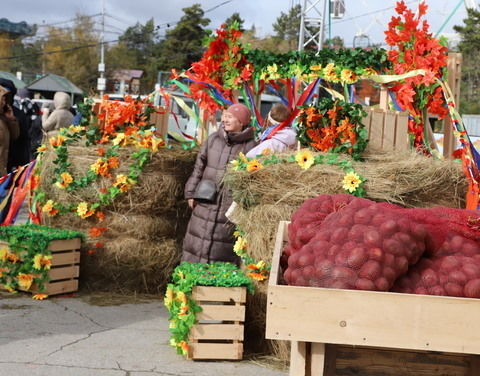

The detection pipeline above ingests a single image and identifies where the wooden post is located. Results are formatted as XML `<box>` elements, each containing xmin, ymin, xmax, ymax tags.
<box><xmin>379</xmin><ymin>85</ymin><xmax>389</xmax><ymax>110</ymax></box>
<box><xmin>443</xmin><ymin>52</ymin><xmax>462</xmax><ymax>158</ymax></box>
<box><xmin>290</xmin><ymin>341</ymin><xmax>307</xmax><ymax>376</ymax></box>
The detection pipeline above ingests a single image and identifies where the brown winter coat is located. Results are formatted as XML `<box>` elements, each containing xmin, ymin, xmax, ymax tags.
<box><xmin>182</xmin><ymin>126</ymin><xmax>256</xmax><ymax>263</ymax></box>
<box><xmin>0</xmin><ymin>87</ymin><xmax>19</xmax><ymax>176</ymax></box>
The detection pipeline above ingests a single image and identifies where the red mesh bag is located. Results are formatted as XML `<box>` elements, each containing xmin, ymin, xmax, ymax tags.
<box><xmin>392</xmin><ymin>254</ymin><xmax>480</xmax><ymax>298</ymax></box>
<box><xmin>282</xmin><ymin>194</ymin><xmax>358</xmax><ymax>268</ymax></box>
<box><xmin>283</xmin><ymin>197</ymin><xmax>428</xmax><ymax>291</ymax></box>
<box><xmin>402</xmin><ymin>207</ymin><xmax>480</xmax><ymax>256</ymax></box>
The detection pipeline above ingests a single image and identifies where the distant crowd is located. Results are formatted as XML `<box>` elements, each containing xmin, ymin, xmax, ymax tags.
<box><xmin>0</xmin><ymin>78</ymin><xmax>79</xmax><ymax>176</ymax></box>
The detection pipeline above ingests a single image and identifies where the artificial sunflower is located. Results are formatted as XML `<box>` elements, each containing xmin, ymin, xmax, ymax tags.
<box><xmin>295</xmin><ymin>149</ymin><xmax>315</xmax><ymax>170</ymax></box>
<box><xmin>246</xmin><ymin>159</ymin><xmax>263</xmax><ymax>172</ymax></box>
<box><xmin>342</xmin><ymin>171</ymin><xmax>362</xmax><ymax>193</ymax></box>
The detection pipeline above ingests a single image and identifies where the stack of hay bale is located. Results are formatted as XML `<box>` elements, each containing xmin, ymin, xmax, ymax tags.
<box><xmin>40</xmin><ymin>144</ymin><xmax>196</xmax><ymax>293</ymax></box>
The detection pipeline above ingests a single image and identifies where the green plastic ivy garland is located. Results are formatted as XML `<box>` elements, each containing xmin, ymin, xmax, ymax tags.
<box><xmin>0</xmin><ymin>224</ymin><xmax>84</xmax><ymax>295</ymax></box>
<box><xmin>164</xmin><ymin>262</ymin><xmax>254</xmax><ymax>356</ymax></box>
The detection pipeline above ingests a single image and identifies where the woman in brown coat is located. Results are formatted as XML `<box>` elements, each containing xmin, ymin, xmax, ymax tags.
<box><xmin>0</xmin><ymin>86</ymin><xmax>19</xmax><ymax>176</ymax></box>
<box><xmin>182</xmin><ymin>104</ymin><xmax>257</xmax><ymax>263</ymax></box>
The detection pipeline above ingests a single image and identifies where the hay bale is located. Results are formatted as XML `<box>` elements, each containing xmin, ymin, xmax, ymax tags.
<box><xmin>225</xmin><ymin>150</ymin><xmax>467</xmax><ymax>209</ymax></box>
<box><xmin>39</xmin><ymin>142</ymin><xmax>196</xmax><ymax>293</ymax></box>
<box><xmin>39</xmin><ymin>143</ymin><xmax>196</xmax><ymax>214</ymax></box>
<box><xmin>80</xmin><ymin>236</ymin><xmax>180</xmax><ymax>294</ymax></box>
<box><xmin>226</xmin><ymin>150</ymin><xmax>468</xmax><ymax>362</ymax></box>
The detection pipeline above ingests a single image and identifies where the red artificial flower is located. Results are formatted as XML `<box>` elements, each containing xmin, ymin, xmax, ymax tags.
<box><xmin>89</xmin><ymin>227</ymin><xmax>108</xmax><ymax>238</ymax></box>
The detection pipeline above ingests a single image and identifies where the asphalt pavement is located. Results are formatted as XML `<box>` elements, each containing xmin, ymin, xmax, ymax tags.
<box><xmin>0</xmin><ymin>292</ymin><xmax>287</xmax><ymax>376</ymax></box>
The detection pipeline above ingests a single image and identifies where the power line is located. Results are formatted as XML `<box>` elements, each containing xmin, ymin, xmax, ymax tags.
<box><xmin>37</xmin><ymin>13</ymin><xmax>102</xmax><ymax>28</ymax></box>
<box><xmin>156</xmin><ymin>0</ymin><xmax>235</xmax><ymax>29</ymax></box>
<box><xmin>0</xmin><ymin>39</ymin><xmax>119</xmax><ymax>61</ymax></box>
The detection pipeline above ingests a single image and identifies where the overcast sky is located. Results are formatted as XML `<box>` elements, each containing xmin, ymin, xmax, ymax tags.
<box><xmin>4</xmin><ymin>0</ymin><xmax>474</xmax><ymax>47</ymax></box>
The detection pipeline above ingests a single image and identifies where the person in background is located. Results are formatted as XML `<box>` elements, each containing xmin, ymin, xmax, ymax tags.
<box><xmin>0</xmin><ymin>79</ymin><xmax>32</xmax><ymax>171</ymax></box>
<box><xmin>42</xmin><ymin>91</ymin><xmax>74</xmax><ymax>134</ymax></box>
<box><xmin>0</xmin><ymin>86</ymin><xmax>19</xmax><ymax>176</ymax></box>
<box><xmin>16</xmin><ymin>88</ymin><xmax>43</xmax><ymax>158</ymax></box>
<box><xmin>246</xmin><ymin>103</ymin><xmax>296</xmax><ymax>158</ymax></box>
<box><xmin>182</xmin><ymin>103</ymin><xmax>257</xmax><ymax>264</ymax></box>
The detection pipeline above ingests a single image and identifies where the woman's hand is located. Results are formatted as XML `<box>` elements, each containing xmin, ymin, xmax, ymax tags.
<box><xmin>188</xmin><ymin>199</ymin><xmax>197</xmax><ymax>209</ymax></box>
<box><xmin>4</xmin><ymin>105</ymin><xmax>14</xmax><ymax>120</ymax></box>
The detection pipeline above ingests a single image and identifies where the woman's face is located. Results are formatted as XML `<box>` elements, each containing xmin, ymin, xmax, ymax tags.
<box><xmin>0</xmin><ymin>95</ymin><xmax>5</xmax><ymax>110</ymax></box>
<box><xmin>222</xmin><ymin>111</ymin><xmax>243</xmax><ymax>133</ymax></box>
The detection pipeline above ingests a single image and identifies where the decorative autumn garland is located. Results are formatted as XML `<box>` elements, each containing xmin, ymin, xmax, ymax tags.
<box><xmin>0</xmin><ymin>224</ymin><xmax>83</xmax><ymax>299</ymax></box>
<box><xmin>233</xmin><ymin>227</ymin><xmax>270</xmax><ymax>281</ymax></box>
<box><xmin>296</xmin><ymin>98</ymin><xmax>368</xmax><ymax>161</ymax></box>
<box><xmin>36</xmin><ymin>125</ymin><xmax>162</xmax><ymax>221</ymax></box>
<box><xmin>164</xmin><ymin>262</ymin><xmax>254</xmax><ymax>357</ymax></box>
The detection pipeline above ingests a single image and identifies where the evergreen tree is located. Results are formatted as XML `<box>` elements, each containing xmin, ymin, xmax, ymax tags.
<box><xmin>273</xmin><ymin>4</ymin><xmax>301</xmax><ymax>50</ymax></box>
<box><xmin>225</xmin><ymin>12</ymin><xmax>245</xmax><ymax>32</ymax></box>
<box><xmin>157</xmin><ymin>4</ymin><xmax>210</xmax><ymax>71</ymax></box>
<box><xmin>453</xmin><ymin>8</ymin><xmax>480</xmax><ymax>113</ymax></box>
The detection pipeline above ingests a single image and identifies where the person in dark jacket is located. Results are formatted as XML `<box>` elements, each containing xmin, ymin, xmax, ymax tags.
<box><xmin>0</xmin><ymin>79</ymin><xmax>31</xmax><ymax>171</ymax></box>
<box><xmin>182</xmin><ymin>104</ymin><xmax>257</xmax><ymax>264</ymax></box>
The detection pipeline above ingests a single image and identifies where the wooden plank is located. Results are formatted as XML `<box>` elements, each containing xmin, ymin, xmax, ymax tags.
<box><xmin>190</xmin><ymin>342</ymin><xmax>243</xmax><ymax>360</ymax></box>
<box><xmin>269</xmin><ymin>221</ymin><xmax>288</xmax><ymax>288</ymax></box>
<box><xmin>190</xmin><ymin>324</ymin><xmax>244</xmax><ymax>341</ymax></box>
<box><xmin>469</xmin><ymin>355</ymin><xmax>480</xmax><ymax>376</ymax></box>
<box><xmin>44</xmin><ymin>279</ymin><xmax>78</xmax><ymax>295</ymax></box>
<box><xmin>49</xmin><ymin>265</ymin><xmax>80</xmax><ymax>281</ymax></box>
<box><xmin>48</xmin><ymin>238</ymin><xmax>81</xmax><ymax>251</ymax></box>
<box><xmin>196</xmin><ymin>304</ymin><xmax>245</xmax><ymax>322</ymax></box>
<box><xmin>267</xmin><ymin>283</ymin><xmax>480</xmax><ymax>355</ymax></box>
<box><xmin>335</xmin><ymin>345</ymin><xmax>472</xmax><ymax>376</ymax></box>
<box><xmin>394</xmin><ymin>112</ymin><xmax>410</xmax><ymax>151</ymax></box>
<box><xmin>379</xmin><ymin>86</ymin><xmax>389</xmax><ymax>110</ymax></box>
<box><xmin>51</xmin><ymin>251</ymin><xmax>80</xmax><ymax>266</ymax></box>
<box><xmin>290</xmin><ymin>341</ymin><xmax>307</xmax><ymax>376</ymax></box>
<box><xmin>362</xmin><ymin>107</ymin><xmax>373</xmax><ymax>137</ymax></box>
<box><xmin>383</xmin><ymin>111</ymin><xmax>397</xmax><ymax>150</ymax></box>
<box><xmin>192</xmin><ymin>286</ymin><xmax>246</xmax><ymax>303</ymax></box>
<box><xmin>369</xmin><ymin>109</ymin><xmax>385</xmax><ymax>150</ymax></box>
<box><xmin>310</xmin><ymin>342</ymin><xmax>326</xmax><ymax>376</ymax></box>
<box><xmin>324</xmin><ymin>345</ymin><xmax>337</xmax><ymax>376</ymax></box>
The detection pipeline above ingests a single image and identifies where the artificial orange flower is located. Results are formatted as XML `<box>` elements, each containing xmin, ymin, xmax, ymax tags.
<box><xmin>89</xmin><ymin>227</ymin><xmax>107</xmax><ymax>238</ymax></box>
<box><xmin>96</xmin><ymin>211</ymin><xmax>106</xmax><ymax>222</ymax></box>
<box><xmin>246</xmin><ymin>160</ymin><xmax>263</xmax><ymax>172</ymax></box>
<box><xmin>76</xmin><ymin>202</ymin><xmax>95</xmax><ymax>219</ymax></box>
<box><xmin>41</xmin><ymin>200</ymin><xmax>58</xmax><ymax>217</ymax></box>
<box><xmin>107</xmin><ymin>156</ymin><xmax>120</xmax><ymax>169</ymax></box>
<box><xmin>32</xmin><ymin>294</ymin><xmax>48</xmax><ymax>300</ymax></box>
<box><xmin>93</xmin><ymin>242</ymin><xmax>104</xmax><ymax>248</ymax></box>
<box><xmin>36</xmin><ymin>145</ymin><xmax>47</xmax><ymax>153</ymax></box>
<box><xmin>96</xmin><ymin>147</ymin><xmax>106</xmax><ymax>156</ymax></box>
<box><xmin>87</xmin><ymin>249</ymin><xmax>96</xmax><ymax>255</ymax></box>
<box><xmin>17</xmin><ymin>273</ymin><xmax>34</xmax><ymax>290</ymax></box>
<box><xmin>49</xmin><ymin>135</ymin><xmax>66</xmax><ymax>148</ymax></box>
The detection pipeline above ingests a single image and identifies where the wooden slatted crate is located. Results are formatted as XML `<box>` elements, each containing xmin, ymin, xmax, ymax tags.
<box><xmin>188</xmin><ymin>285</ymin><xmax>246</xmax><ymax>360</ymax></box>
<box><xmin>364</xmin><ymin>107</ymin><xmax>410</xmax><ymax>152</ymax></box>
<box><xmin>266</xmin><ymin>221</ymin><xmax>480</xmax><ymax>376</ymax></box>
<box><xmin>1</xmin><ymin>237</ymin><xmax>81</xmax><ymax>296</ymax></box>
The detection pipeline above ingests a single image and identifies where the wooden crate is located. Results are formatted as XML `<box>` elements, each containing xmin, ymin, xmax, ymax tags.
<box><xmin>364</xmin><ymin>107</ymin><xmax>410</xmax><ymax>152</ymax></box>
<box><xmin>188</xmin><ymin>285</ymin><xmax>246</xmax><ymax>360</ymax></box>
<box><xmin>266</xmin><ymin>221</ymin><xmax>480</xmax><ymax>376</ymax></box>
<box><xmin>1</xmin><ymin>238</ymin><xmax>81</xmax><ymax>296</ymax></box>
